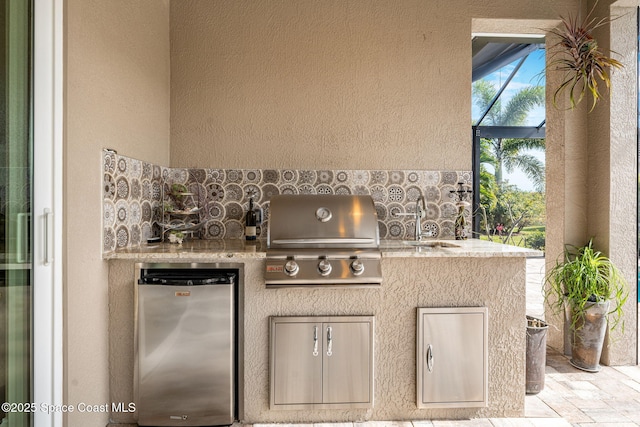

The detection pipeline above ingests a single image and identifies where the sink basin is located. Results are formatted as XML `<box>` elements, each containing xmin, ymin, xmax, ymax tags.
<box><xmin>401</xmin><ymin>240</ymin><xmax>460</xmax><ymax>248</ymax></box>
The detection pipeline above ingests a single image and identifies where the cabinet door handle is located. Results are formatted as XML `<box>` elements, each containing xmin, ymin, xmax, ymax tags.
<box><xmin>313</xmin><ymin>326</ymin><xmax>319</xmax><ymax>356</ymax></box>
<box><xmin>326</xmin><ymin>326</ymin><xmax>333</xmax><ymax>356</ymax></box>
<box><xmin>426</xmin><ymin>344</ymin><xmax>434</xmax><ymax>372</ymax></box>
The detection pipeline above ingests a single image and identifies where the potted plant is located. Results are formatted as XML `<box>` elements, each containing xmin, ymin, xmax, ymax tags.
<box><xmin>544</xmin><ymin>238</ymin><xmax>628</xmax><ymax>372</ymax></box>
<box><xmin>547</xmin><ymin>2</ymin><xmax>624</xmax><ymax>111</ymax></box>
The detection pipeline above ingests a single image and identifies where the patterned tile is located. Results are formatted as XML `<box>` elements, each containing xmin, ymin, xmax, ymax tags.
<box><xmin>101</xmin><ymin>150</ymin><xmax>473</xmax><ymax>252</ymax></box>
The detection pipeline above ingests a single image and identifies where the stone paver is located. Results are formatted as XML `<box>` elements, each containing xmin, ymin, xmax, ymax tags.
<box><xmin>536</xmin><ymin>348</ymin><xmax>640</xmax><ymax>425</ymax></box>
<box><xmin>431</xmin><ymin>421</ymin><xmax>492</xmax><ymax>427</ymax></box>
<box><xmin>524</xmin><ymin>394</ymin><xmax>558</xmax><ymax>418</ymax></box>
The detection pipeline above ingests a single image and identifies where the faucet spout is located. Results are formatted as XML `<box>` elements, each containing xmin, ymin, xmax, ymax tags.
<box><xmin>392</xmin><ymin>194</ymin><xmax>429</xmax><ymax>240</ymax></box>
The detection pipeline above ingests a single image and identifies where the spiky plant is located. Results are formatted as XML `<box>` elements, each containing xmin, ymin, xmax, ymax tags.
<box><xmin>548</xmin><ymin>4</ymin><xmax>623</xmax><ymax>112</ymax></box>
<box><xmin>544</xmin><ymin>238</ymin><xmax>628</xmax><ymax>331</ymax></box>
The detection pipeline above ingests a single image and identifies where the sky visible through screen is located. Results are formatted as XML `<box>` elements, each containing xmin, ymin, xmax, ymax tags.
<box><xmin>472</xmin><ymin>49</ymin><xmax>546</xmax><ymax>192</ymax></box>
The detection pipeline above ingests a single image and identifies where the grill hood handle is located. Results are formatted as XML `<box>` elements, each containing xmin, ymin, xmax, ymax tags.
<box><xmin>271</xmin><ymin>238</ymin><xmax>376</xmax><ymax>245</ymax></box>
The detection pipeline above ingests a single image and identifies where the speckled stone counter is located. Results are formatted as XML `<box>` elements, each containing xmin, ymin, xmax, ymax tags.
<box><xmin>107</xmin><ymin>239</ymin><xmax>540</xmax><ymax>425</ymax></box>
<box><xmin>104</xmin><ymin>238</ymin><xmax>541</xmax><ymax>260</ymax></box>
<box><xmin>104</xmin><ymin>238</ymin><xmax>268</xmax><ymax>260</ymax></box>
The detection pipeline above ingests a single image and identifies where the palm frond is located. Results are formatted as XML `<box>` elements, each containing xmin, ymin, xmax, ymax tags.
<box><xmin>503</xmin><ymin>153</ymin><xmax>545</xmax><ymax>192</ymax></box>
<box><xmin>502</xmin><ymin>86</ymin><xmax>545</xmax><ymax>126</ymax></box>
<box><xmin>502</xmin><ymin>138</ymin><xmax>545</xmax><ymax>154</ymax></box>
<box><xmin>472</xmin><ymin>80</ymin><xmax>503</xmax><ymax>125</ymax></box>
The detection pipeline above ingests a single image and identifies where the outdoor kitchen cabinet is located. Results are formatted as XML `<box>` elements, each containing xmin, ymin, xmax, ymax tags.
<box><xmin>269</xmin><ymin>315</ymin><xmax>374</xmax><ymax>409</ymax></box>
<box><xmin>417</xmin><ymin>307</ymin><xmax>488</xmax><ymax>408</ymax></box>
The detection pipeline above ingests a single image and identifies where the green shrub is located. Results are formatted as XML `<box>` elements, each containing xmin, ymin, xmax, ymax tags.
<box><xmin>525</xmin><ymin>231</ymin><xmax>545</xmax><ymax>251</ymax></box>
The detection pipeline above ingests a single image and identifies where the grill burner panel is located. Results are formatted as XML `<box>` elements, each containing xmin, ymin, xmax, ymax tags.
<box><xmin>265</xmin><ymin>249</ymin><xmax>382</xmax><ymax>287</ymax></box>
<box><xmin>265</xmin><ymin>195</ymin><xmax>382</xmax><ymax>287</ymax></box>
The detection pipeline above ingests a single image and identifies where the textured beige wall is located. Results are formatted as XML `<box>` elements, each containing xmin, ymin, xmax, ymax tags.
<box><xmin>108</xmin><ymin>261</ymin><xmax>138</xmax><ymax>426</ymax></box>
<box><xmin>65</xmin><ymin>1</ymin><xmax>170</xmax><ymax>425</ymax></box>
<box><xmin>169</xmin><ymin>0</ymin><xmax>466</xmax><ymax>170</ymax></box>
<box><xmin>109</xmin><ymin>255</ymin><xmax>528</xmax><ymax>423</ymax></box>
<box><xmin>544</xmin><ymin>24</ymin><xmax>590</xmax><ymax>351</ymax></box>
<box><xmin>169</xmin><ymin>0</ymin><xmax>571</xmax><ymax>170</ymax></box>
<box><xmin>597</xmin><ymin>3</ymin><xmax>638</xmax><ymax>365</ymax></box>
<box><xmin>587</xmin><ymin>0</ymin><xmax>613</xmax><ymax>247</ymax></box>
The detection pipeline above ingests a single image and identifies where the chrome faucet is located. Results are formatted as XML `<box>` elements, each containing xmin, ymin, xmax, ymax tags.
<box><xmin>415</xmin><ymin>195</ymin><xmax>426</xmax><ymax>240</ymax></box>
<box><xmin>393</xmin><ymin>195</ymin><xmax>428</xmax><ymax>240</ymax></box>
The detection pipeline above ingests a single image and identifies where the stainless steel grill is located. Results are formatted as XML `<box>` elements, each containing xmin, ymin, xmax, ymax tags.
<box><xmin>264</xmin><ymin>194</ymin><xmax>382</xmax><ymax>287</ymax></box>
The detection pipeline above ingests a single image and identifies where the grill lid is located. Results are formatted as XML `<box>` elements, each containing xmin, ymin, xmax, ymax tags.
<box><xmin>267</xmin><ymin>194</ymin><xmax>380</xmax><ymax>249</ymax></box>
<box><xmin>265</xmin><ymin>194</ymin><xmax>382</xmax><ymax>287</ymax></box>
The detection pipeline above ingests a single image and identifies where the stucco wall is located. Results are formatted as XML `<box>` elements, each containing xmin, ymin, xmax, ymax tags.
<box><xmin>169</xmin><ymin>0</ymin><xmax>571</xmax><ymax>170</ymax></box>
<box><xmin>593</xmin><ymin>2</ymin><xmax>638</xmax><ymax>365</ymax></box>
<box><xmin>543</xmin><ymin>26</ymin><xmax>591</xmax><ymax>353</ymax></box>
<box><xmin>65</xmin><ymin>1</ymin><xmax>170</xmax><ymax>425</ymax></box>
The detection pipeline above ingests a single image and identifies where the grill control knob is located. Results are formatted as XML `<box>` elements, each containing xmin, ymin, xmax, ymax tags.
<box><xmin>350</xmin><ymin>259</ymin><xmax>365</xmax><ymax>275</ymax></box>
<box><xmin>284</xmin><ymin>260</ymin><xmax>299</xmax><ymax>276</ymax></box>
<box><xmin>317</xmin><ymin>259</ymin><xmax>332</xmax><ymax>276</ymax></box>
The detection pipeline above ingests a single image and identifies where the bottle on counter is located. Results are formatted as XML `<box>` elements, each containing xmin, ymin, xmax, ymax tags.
<box><xmin>245</xmin><ymin>197</ymin><xmax>257</xmax><ymax>240</ymax></box>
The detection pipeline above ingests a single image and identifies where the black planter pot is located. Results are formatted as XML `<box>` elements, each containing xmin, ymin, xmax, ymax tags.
<box><xmin>567</xmin><ymin>300</ymin><xmax>610</xmax><ymax>372</ymax></box>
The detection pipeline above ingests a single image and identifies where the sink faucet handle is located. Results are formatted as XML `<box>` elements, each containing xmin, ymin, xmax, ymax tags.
<box><xmin>416</xmin><ymin>195</ymin><xmax>426</xmax><ymax>219</ymax></box>
<box><xmin>392</xmin><ymin>212</ymin><xmax>415</xmax><ymax>218</ymax></box>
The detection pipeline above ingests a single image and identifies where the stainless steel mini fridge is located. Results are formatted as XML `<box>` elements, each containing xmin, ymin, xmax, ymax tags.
<box><xmin>135</xmin><ymin>263</ymin><xmax>239</xmax><ymax>426</ymax></box>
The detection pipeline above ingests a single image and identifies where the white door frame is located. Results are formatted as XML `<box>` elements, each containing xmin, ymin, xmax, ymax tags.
<box><xmin>32</xmin><ymin>0</ymin><xmax>63</xmax><ymax>426</ymax></box>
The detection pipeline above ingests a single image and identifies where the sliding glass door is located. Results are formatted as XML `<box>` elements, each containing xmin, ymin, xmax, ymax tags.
<box><xmin>1</xmin><ymin>0</ymin><xmax>62</xmax><ymax>425</ymax></box>
<box><xmin>2</xmin><ymin>0</ymin><xmax>32</xmax><ymax>425</ymax></box>
<box><xmin>1</xmin><ymin>0</ymin><xmax>32</xmax><ymax>426</ymax></box>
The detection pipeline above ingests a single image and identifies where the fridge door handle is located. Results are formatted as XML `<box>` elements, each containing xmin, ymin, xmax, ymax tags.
<box><xmin>426</xmin><ymin>344</ymin><xmax>434</xmax><ymax>372</ymax></box>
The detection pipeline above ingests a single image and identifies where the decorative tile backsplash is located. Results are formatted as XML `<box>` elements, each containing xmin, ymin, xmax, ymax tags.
<box><xmin>102</xmin><ymin>150</ymin><xmax>472</xmax><ymax>252</ymax></box>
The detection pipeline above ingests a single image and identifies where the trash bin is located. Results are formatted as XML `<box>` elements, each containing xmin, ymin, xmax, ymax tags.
<box><xmin>526</xmin><ymin>316</ymin><xmax>548</xmax><ymax>395</ymax></box>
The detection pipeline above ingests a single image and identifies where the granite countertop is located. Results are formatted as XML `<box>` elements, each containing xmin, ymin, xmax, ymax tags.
<box><xmin>379</xmin><ymin>238</ymin><xmax>542</xmax><ymax>258</ymax></box>
<box><xmin>104</xmin><ymin>238</ymin><xmax>542</xmax><ymax>260</ymax></box>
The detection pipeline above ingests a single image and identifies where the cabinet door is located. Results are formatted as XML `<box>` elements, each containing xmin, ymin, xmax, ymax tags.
<box><xmin>271</xmin><ymin>320</ymin><xmax>323</xmax><ymax>407</ymax></box>
<box><xmin>322</xmin><ymin>320</ymin><xmax>373</xmax><ymax>405</ymax></box>
<box><xmin>417</xmin><ymin>307</ymin><xmax>488</xmax><ymax>408</ymax></box>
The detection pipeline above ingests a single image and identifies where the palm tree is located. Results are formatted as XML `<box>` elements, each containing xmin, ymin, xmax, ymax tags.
<box><xmin>473</xmin><ymin>80</ymin><xmax>546</xmax><ymax>191</ymax></box>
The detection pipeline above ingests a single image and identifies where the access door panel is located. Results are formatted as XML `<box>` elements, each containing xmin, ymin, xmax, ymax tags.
<box><xmin>271</xmin><ymin>321</ymin><xmax>323</xmax><ymax>406</ymax></box>
<box><xmin>418</xmin><ymin>307</ymin><xmax>488</xmax><ymax>408</ymax></box>
<box><xmin>322</xmin><ymin>321</ymin><xmax>373</xmax><ymax>405</ymax></box>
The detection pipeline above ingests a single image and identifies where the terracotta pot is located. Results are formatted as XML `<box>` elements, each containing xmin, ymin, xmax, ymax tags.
<box><xmin>568</xmin><ymin>300</ymin><xmax>610</xmax><ymax>372</ymax></box>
